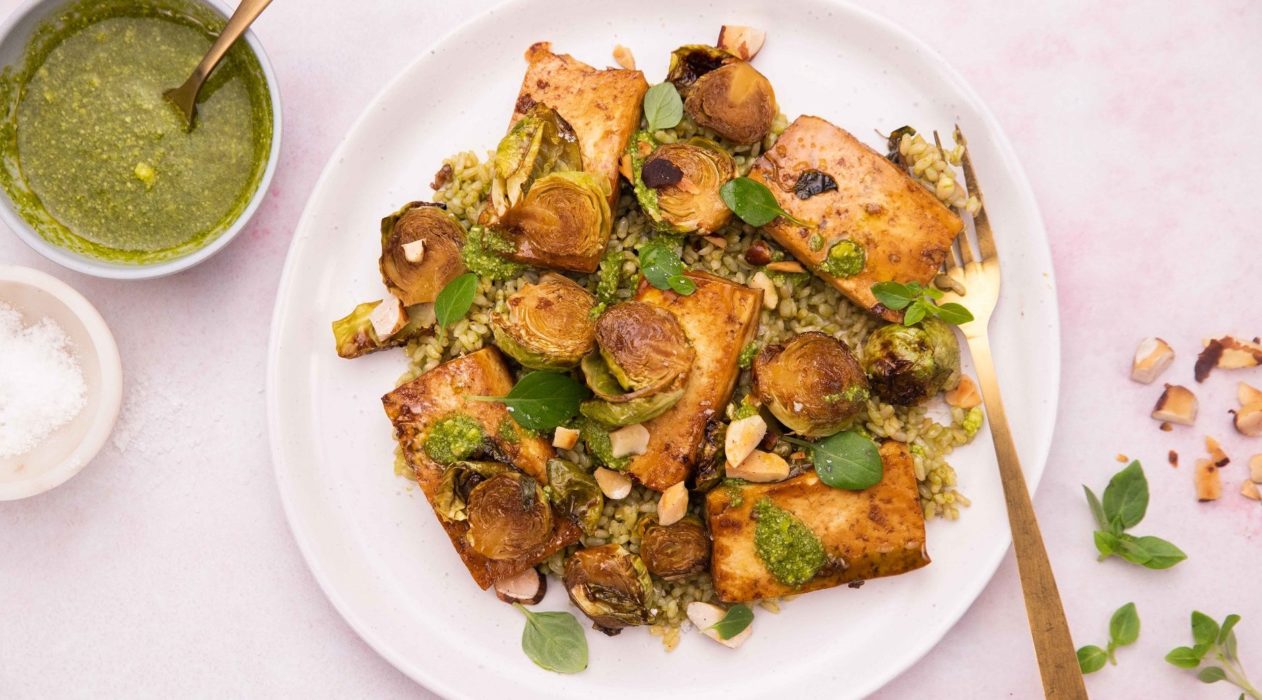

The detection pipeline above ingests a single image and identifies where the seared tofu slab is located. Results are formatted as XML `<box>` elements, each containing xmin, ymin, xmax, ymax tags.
<box><xmin>505</xmin><ymin>42</ymin><xmax>648</xmax><ymax>272</ymax></box>
<box><xmin>706</xmin><ymin>441</ymin><xmax>929</xmax><ymax>602</ymax></box>
<box><xmin>627</xmin><ymin>272</ymin><xmax>762</xmax><ymax>491</ymax></box>
<box><xmin>382</xmin><ymin>347</ymin><xmax>580</xmax><ymax>589</ymax></box>
<box><xmin>748</xmin><ymin>116</ymin><xmax>963</xmax><ymax>321</ymax></box>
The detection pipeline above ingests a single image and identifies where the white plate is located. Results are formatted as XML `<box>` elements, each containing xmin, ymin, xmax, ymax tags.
<box><xmin>267</xmin><ymin>1</ymin><xmax>1060</xmax><ymax>697</ymax></box>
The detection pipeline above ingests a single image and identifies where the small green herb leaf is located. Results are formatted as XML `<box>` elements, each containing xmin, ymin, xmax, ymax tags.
<box><xmin>1165</xmin><ymin>646</ymin><xmax>1203</xmax><ymax>669</ymax></box>
<box><xmin>933</xmin><ymin>302</ymin><xmax>975</xmax><ymax>325</ymax></box>
<box><xmin>1129</xmin><ymin>535</ymin><xmax>1187</xmax><ymax>569</ymax></box>
<box><xmin>1093</xmin><ymin>530</ymin><xmax>1119</xmax><ymax>560</ymax></box>
<box><xmin>1077</xmin><ymin>645</ymin><xmax>1109</xmax><ymax>674</ymax></box>
<box><xmin>643</xmin><ymin>82</ymin><xmax>683</xmax><ymax>133</ymax></box>
<box><xmin>903</xmin><ymin>299</ymin><xmax>930</xmax><ymax>325</ymax></box>
<box><xmin>1102</xmin><ymin>460</ymin><xmax>1149</xmax><ymax>531</ymax></box>
<box><xmin>1220</xmin><ymin>614</ymin><xmax>1241</xmax><ymax>645</ymax></box>
<box><xmin>720</xmin><ymin>177</ymin><xmax>808</xmax><ymax>228</ymax></box>
<box><xmin>515</xmin><ymin>604</ymin><xmax>588</xmax><ymax>674</ymax></box>
<box><xmin>667</xmin><ymin>274</ymin><xmax>697</xmax><ymax>295</ymax></box>
<box><xmin>784</xmin><ymin>432</ymin><xmax>883</xmax><ymax>490</ymax></box>
<box><xmin>868</xmin><ymin>280</ymin><xmax>972</xmax><ymax>326</ymax></box>
<box><xmin>1192</xmin><ymin>611</ymin><xmax>1221</xmax><ymax>647</ymax></box>
<box><xmin>434</xmin><ymin>272</ymin><xmax>478</xmax><ymax>328</ymax></box>
<box><xmin>1084</xmin><ymin>486</ymin><xmax>1108</xmax><ymax>531</ymax></box>
<box><xmin>709</xmin><ymin>603</ymin><xmax>754</xmax><ymax>640</ymax></box>
<box><xmin>1198</xmin><ymin>666</ymin><xmax>1228</xmax><ymax>684</ymax></box>
<box><xmin>470</xmin><ymin>371</ymin><xmax>589</xmax><ymax>432</ymax></box>
<box><xmin>638</xmin><ymin>237</ymin><xmax>695</xmax><ymax>295</ymax></box>
<box><xmin>1109</xmin><ymin>603</ymin><xmax>1140</xmax><ymax>647</ymax></box>
<box><xmin>871</xmin><ymin>281</ymin><xmax>917</xmax><ymax>310</ymax></box>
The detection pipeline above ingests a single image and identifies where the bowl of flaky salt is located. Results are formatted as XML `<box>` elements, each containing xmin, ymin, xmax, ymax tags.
<box><xmin>0</xmin><ymin>265</ymin><xmax>121</xmax><ymax>500</ymax></box>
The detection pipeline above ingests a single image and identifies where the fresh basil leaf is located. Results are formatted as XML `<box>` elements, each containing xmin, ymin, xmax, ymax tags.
<box><xmin>921</xmin><ymin>285</ymin><xmax>944</xmax><ymax>301</ymax></box>
<box><xmin>1197</xmin><ymin>666</ymin><xmax>1228</xmax><ymax>684</ymax></box>
<box><xmin>1192</xmin><ymin>611</ymin><xmax>1220</xmax><ymax>647</ymax></box>
<box><xmin>1109</xmin><ymin>602</ymin><xmax>1140</xmax><ymax>647</ymax></box>
<box><xmin>709</xmin><ymin>603</ymin><xmax>754</xmax><ymax>640</ymax></box>
<box><xmin>1084</xmin><ymin>486</ymin><xmax>1108</xmax><ymax>531</ymax></box>
<box><xmin>667</xmin><ymin>274</ymin><xmax>696</xmax><ymax>295</ymax></box>
<box><xmin>643</xmin><ymin>82</ymin><xmax>683</xmax><ymax>133</ymax></box>
<box><xmin>1093</xmin><ymin>530</ymin><xmax>1119</xmax><ymax>559</ymax></box>
<box><xmin>1113</xmin><ymin>534</ymin><xmax>1151</xmax><ymax>565</ymax></box>
<box><xmin>871</xmin><ymin>281</ymin><xmax>916</xmax><ymax>310</ymax></box>
<box><xmin>1133</xmin><ymin>535</ymin><xmax>1186</xmax><ymax>569</ymax></box>
<box><xmin>638</xmin><ymin>238</ymin><xmax>695</xmax><ymax>295</ymax></box>
<box><xmin>434</xmin><ymin>272</ymin><xmax>478</xmax><ymax>328</ymax></box>
<box><xmin>1077</xmin><ymin>645</ymin><xmax>1109</xmax><ymax>674</ymax></box>
<box><xmin>934</xmin><ymin>302</ymin><xmax>975</xmax><ymax>325</ymax></box>
<box><xmin>784</xmin><ymin>432</ymin><xmax>882</xmax><ymax>490</ymax></box>
<box><xmin>1219</xmin><ymin>614</ymin><xmax>1241</xmax><ymax>645</ymax></box>
<box><xmin>515</xmin><ymin>604</ymin><xmax>588</xmax><ymax>674</ymax></box>
<box><xmin>1101</xmin><ymin>461</ymin><xmax>1149</xmax><ymax>531</ymax></box>
<box><xmin>903</xmin><ymin>299</ymin><xmax>929</xmax><ymax>326</ymax></box>
<box><xmin>1165</xmin><ymin>646</ymin><xmax>1203</xmax><ymax>669</ymax></box>
<box><xmin>470</xmin><ymin>371</ymin><xmax>589</xmax><ymax>432</ymax></box>
<box><xmin>720</xmin><ymin>177</ymin><xmax>807</xmax><ymax>228</ymax></box>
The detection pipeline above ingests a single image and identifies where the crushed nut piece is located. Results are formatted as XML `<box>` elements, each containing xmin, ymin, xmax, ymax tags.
<box><xmin>1205</xmin><ymin>436</ymin><xmax>1230</xmax><ymax>467</ymax></box>
<box><xmin>1196</xmin><ymin>335</ymin><xmax>1262</xmax><ymax>381</ymax></box>
<box><xmin>1168</xmin><ymin>450</ymin><xmax>1178</xmax><ymax>468</ymax></box>
<box><xmin>594</xmin><ymin>467</ymin><xmax>633</xmax><ymax>500</ymax></box>
<box><xmin>716</xmin><ymin>25</ymin><xmax>766</xmax><ymax>61</ymax></box>
<box><xmin>1130</xmin><ymin>337</ymin><xmax>1175</xmax><ymax>384</ymax></box>
<box><xmin>612</xmin><ymin>44</ymin><xmax>636</xmax><ymax>70</ymax></box>
<box><xmin>749</xmin><ymin>271</ymin><xmax>778</xmax><ymax>310</ymax></box>
<box><xmin>368</xmin><ymin>294</ymin><xmax>407</xmax><ymax>340</ymax></box>
<box><xmin>1152</xmin><ymin>384</ymin><xmax>1197</xmax><ymax>426</ymax></box>
<box><xmin>704</xmin><ymin>235</ymin><xmax>728</xmax><ymax>249</ymax></box>
<box><xmin>1115</xmin><ymin>453</ymin><xmax>1129</xmax><ymax>463</ymax></box>
<box><xmin>725</xmin><ymin>414</ymin><xmax>767</xmax><ymax>468</ymax></box>
<box><xmin>1234</xmin><ymin>402</ymin><xmax>1262</xmax><ymax>437</ymax></box>
<box><xmin>552</xmin><ymin>426</ymin><xmax>579</xmax><ymax>450</ymax></box>
<box><xmin>609</xmin><ymin>424</ymin><xmax>650</xmax><ymax>458</ymax></box>
<box><xmin>657</xmin><ymin>481</ymin><xmax>689</xmax><ymax>526</ymax></box>
<box><xmin>945</xmin><ymin>376</ymin><xmax>981</xmax><ymax>408</ymax></box>
<box><xmin>1160</xmin><ymin>422</ymin><xmax>1173</xmax><ymax>432</ymax></box>
<box><xmin>1241</xmin><ymin>480</ymin><xmax>1261</xmax><ymax>502</ymax></box>
<box><xmin>1195</xmin><ymin>459</ymin><xmax>1222</xmax><ymax>501</ymax></box>
<box><xmin>1239</xmin><ymin>382</ymin><xmax>1262</xmax><ymax>406</ymax></box>
<box><xmin>728</xmin><ymin>449</ymin><xmax>790</xmax><ymax>483</ymax></box>
<box><xmin>765</xmin><ymin>260</ymin><xmax>806</xmax><ymax>274</ymax></box>
<box><xmin>1250</xmin><ymin>454</ymin><xmax>1262</xmax><ymax>484</ymax></box>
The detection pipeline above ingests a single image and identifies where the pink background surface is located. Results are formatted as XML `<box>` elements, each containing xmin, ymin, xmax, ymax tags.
<box><xmin>2</xmin><ymin>1</ymin><xmax>1260</xmax><ymax>697</ymax></box>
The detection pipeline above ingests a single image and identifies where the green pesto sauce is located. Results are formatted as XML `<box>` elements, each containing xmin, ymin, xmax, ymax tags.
<box><xmin>819</xmin><ymin>239</ymin><xmax>866</xmax><ymax>278</ymax></box>
<box><xmin>825</xmin><ymin>384</ymin><xmax>870</xmax><ymax>404</ymax></box>
<box><xmin>753</xmin><ymin>498</ymin><xmax>826</xmax><ymax>587</ymax></box>
<box><xmin>424</xmin><ymin>414</ymin><xmax>485</xmax><ymax>465</ymax></box>
<box><xmin>722</xmin><ymin>480</ymin><xmax>745</xmax><ymax>508</ymax></box>
<box><xmin>737</xmin><ymin>342</ymin><xmax>759</xmax><ymax>370</ymax></box>
<box><xmin>732</xmin><ymin>396</ymin><xmax>759</xmax><ymax>420</ymax></box>
<box><xmin>497</xmin><ymin>418</ymin><xmax>520</xmax><ymax>444</ymax></box>
<box><xmin>0</xmin><ymin>0</ymin><xmax>272</xmax><ymax>264</ymax></box>
<box><xmin>578</xmin><ymin>417</ymin><xmax>628</xmax><ymax>470</ymax></box>
<box><xmin>462</xmin><ymin>225</ymin><xmax>524</xmax><ymax>280</ymax></box>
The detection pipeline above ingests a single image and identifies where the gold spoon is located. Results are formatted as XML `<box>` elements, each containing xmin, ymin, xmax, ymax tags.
<box><xmin>164</xmin><ymin>0</ymin><xmax>273</xmax><ymax>128</ymax></box>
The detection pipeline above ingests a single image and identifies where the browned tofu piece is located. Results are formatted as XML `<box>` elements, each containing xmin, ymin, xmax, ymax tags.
<box><xmin>627</xmin><ymin>272</ymin><xmax>762</xmax><ymax>491</ymax></box>
<box><xmin>706</xmin><ymin>441</ymin><xmax>929</xmax><ymax>602</ymax></box>
<box><xmin>503</xmin><ymin>42</ymin><xmax>648</xmax><ymax>272</ymax></box>
<box><xmin>382</xmin><ymin>347</ymin><xmax>580</xmax><ymax>589</ymax></box>
<box><xmin>748</xmin><ymin>116</ymin><xmax>963</xmax><ymax>322</ymax></box>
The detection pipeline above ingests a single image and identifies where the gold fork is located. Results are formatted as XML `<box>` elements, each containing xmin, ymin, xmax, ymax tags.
<box><xmin>938</xmin><ymin>127</ymin><xmax>1087</xmax><ymax>699</ymax></box>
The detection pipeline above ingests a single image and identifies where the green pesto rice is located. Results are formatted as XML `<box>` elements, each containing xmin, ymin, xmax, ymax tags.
<box><xmin>392</xmin><ymin>114</ymin><xmax>982</xmax><ymax>648</ymax></box>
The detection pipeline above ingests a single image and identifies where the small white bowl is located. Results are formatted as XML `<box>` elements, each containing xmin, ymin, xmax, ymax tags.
<box><xmin>0</xmin><ymin>0</ymin><xmax>283</xmax><ymax>280</ymax></box>
<box><xmin>0</xmin><ymin>266</ymin><xmax>122</xmax><ymax>500</ymax></box>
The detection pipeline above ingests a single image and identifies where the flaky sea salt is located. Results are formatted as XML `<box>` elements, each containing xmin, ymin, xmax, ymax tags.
<box><xmin>0</xmin><ymin>302</ymin><xmax>87</xmax><ymax>457</ymax></box>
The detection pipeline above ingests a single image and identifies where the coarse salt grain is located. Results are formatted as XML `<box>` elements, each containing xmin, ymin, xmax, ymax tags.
<box><xmin>0</xmin><ymin>302</ymin><xmax>86</xmax><ymax>457</ymax></box>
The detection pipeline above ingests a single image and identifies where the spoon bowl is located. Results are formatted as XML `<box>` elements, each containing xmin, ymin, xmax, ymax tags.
<box><xmin>164</xmin><ymin>0</ymin><xmax>273</xmax><ymax>128</ymax></box>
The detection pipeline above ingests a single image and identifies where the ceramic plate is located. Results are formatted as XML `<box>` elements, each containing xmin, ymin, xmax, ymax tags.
<box><xmin>267</xmin><ymin>1</ymin><xmax>1059</xmax><ymax>697</ymax></box>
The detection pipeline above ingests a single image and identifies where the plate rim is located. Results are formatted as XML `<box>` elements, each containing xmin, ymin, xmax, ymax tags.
<box><xmin>266</xmin><ymin>0</ymin><xmax>1061</xmax><ymax>696</ymax></box>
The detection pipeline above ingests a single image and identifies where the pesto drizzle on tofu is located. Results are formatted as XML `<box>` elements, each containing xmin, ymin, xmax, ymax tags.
<box><xmin>752</xmin><ymin>498</ymin><xmax>826</xmax><ymax>587</ymax></box>
<box><xmin>424</xmin><ymin>414</ymin><xmax>485</xmax><ymax>465</ymax></box>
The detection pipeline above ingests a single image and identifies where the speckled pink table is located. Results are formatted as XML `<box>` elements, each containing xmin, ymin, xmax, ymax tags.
<box><xmin>2</xmin><ymin>1</ymin><xmax>1259</xmax><ymax>697</ymax></box>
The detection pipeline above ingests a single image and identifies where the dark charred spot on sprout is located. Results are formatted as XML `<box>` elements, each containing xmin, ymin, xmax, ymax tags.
<box><xmin>642</xmin><ymin>157</ymin><xmax>684</xmax><ymax>189</ymax></box>
<box><xmin>430</xmin><ymin>164</ymin><xmax>454</xmax><ymax>191</ymax></box>
<box><xmin>885</xmin><ymin>125</ymin><xmax>916</xmax><ymax>164</ymax></box>
<box><xmin>793</xmin><ymin>169</ymin><xmax>838</xmax><ymax>200</ymax></box>
<box><xmin>666</xmin><ymin>45</ymin><xmax>736</xmax><ymax>92</ymax></box>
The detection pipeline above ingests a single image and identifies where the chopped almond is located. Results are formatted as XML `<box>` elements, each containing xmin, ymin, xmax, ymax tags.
<box><xmin>765</xmin><ymin>260</ymin><xmax>806</xmax><ymax>274</ymax></box>
<box><xmin>368</xmin><ymin>294</ymin><xmax>407</xmax><ymax>339</ymax></box>
<box><xmin>1160</xmin><ymin>422</ymin><xmax>1173</xmax><ymax>432</ymax></box>
<box><xmin>1242</xmin><ymin>480</ymin><xmax>1262</xmax><ymax>502</ymax></box>
<box><xmin>1130</xmin><ymin>337</ymin><xmax>1174</xmax><ymax>384</ymax></box>
<box><xmin>494</xmin><ymin>568</ymin><xmax>546</xmax><ymax>605</ymax></box>
<box><xmin>552</xmin><ymin>426</ymin><xmax>580</xmax><ymax>450</ymax></box>
<box><xmin>1115</xmin><ymin>453</ymin><xmax>1129</xmax><ymax>463</ymax></box>
<box><xmin>686</xmin><ymin>601</ymin><xmax>752</xmax><ymax>648</ymax></box>
<box><xmin>657</xmin><ymin>481</ymin><xmax>689</xmax><ymax>526</ymax></box>
<box><xmin>612</xmin><ymin>44</ymin><xmax>636</xmax><ymax>70</ymax></box>
<box><xmin>704</xmin><ymin>235</ymin><xmax>729</xmax><ymax>249</ymax></box>
<box><xmin>594</xmin><ymin>467</ymin><xmax>633</xmax><ymax>500</ymax></box>
<box><xmin>1240</xmin><ymin>382</ymin><xmax>1262</xmax><ymax>406</ymax></box>
<box><xmin>1196</xmin><ymin>336</ymin><xmax>1262</xmax><ymax>381</ymax></box>
<box><xmin>727</xmin><ymin>449</ymin><xmax>790</xmax><ymax>483</ymax></box>
<box><xmin>749</xmin><ymin>271</ymin><xmax>778</xmax><ymax>310</ymax></box>
<box><xmin>716</xmin><ymin>25</ymin><xmax>766</xmax><ymax>61</ymax></box>
<box><xmin>609</xmin><ymin>424</ymin><xmax>650</xmax><ymax>458</ymax></box>
<box><xmin>1168</xmin><ymin>450</ymin><xmax>1178</xmax><ymax>468</ymax></box>
<box><xmin>725</xmin><ymin>414</ymin><xmax>767</xmax><ymax>468</ymax></box>
<box><xmin>945</xmin><ymin>376</ymin><xmax>981</xmax><ymax>408</ymax></box>
<box><xmin>1205</xmin><ymin>436</ymin><xmax>1230</xmax><ymax>467</ymax></box>
<box><xmin>1234</xmin><ymin>402</ymin><xmax>1262</xmax><ymax>437</ymax></box>
<box><xmin>1195</xmin><ymin>459</ymin><xmax>1222</xmax><ymax>501</ymax></box>
<box><xmin>1250</xmin><ymin>454</ymin><xmax>1262</xmax><ymax>484</ymax></box>
<box><xmin>1152</xmin><ymin>384</ymin><xmax>1197</xmax><ymax>426</ymax></box>
<box><xmin>618</xmin><ymin>153</ymin><xmax>634</xmax><ymax>181</ymax></box>
<box><xmin>401</xmin><ymin>239</ymin><xmax>426</xmax><ymax>263</ymax></box>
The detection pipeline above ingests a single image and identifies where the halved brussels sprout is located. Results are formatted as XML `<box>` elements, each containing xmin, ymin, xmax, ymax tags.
<box><xmin>636</xmin><ymin>514</ymin><xmax>710</xmax><ymax>581</ymax></box>
<box><xmin>665</xmin><ymin>44</ymin><xmax>738</xmax><ymax>97</ymax></box>
<box><xmin>434</xmin><ymin>461</ymin><xmax>509</xmax><ymax>522</ymax></box>
<box><xmin>691</xmin><ymin>418</ymin><xmax>727</xmax><ymax>492</ymax></box>
<box><xmin>862</xmin><ymin>318</ymin><xmax>962</xmax><ymax>406</ymax></box>
<box><xmin>579</xmin><ymin>386</ymin><xmax>685</xmax><ymax>427</ymax></box>
<box><xmin>465</xmin><ymin>471</ymin><xmax>554</xmax><ymax>561</ymax></box>
<box><xmin>563</xmin><ymin>544</ymin><xmax>653</xmax><ymax>634</ymax></box>
<box><xmin>547</xmin><ymin>458</ymin><xmax>604</xmax><ymax>535</ymax></box>
<box><xmin>685</xmin><ymin>61</ymin><xmax>777</xmax><ymax>145</ymax></box>
<box><xmin>331</xmin><ymin>300</ymin><xmax>435</xmax><ymax>359</ymax></box>
<box><xmin>753</xmin><ymin>332</ymin><xmax>869</xmax><ymax>437</ymax></box>
<box><xmin>379</xmin><ymin>202</ymin><xmax>467</xmax><ymax>306</ymax></box>
<box><xmin>495</xmin><ymin>171</ymin><xmax>612</xmax><ymax>268</ymax></box>
<box><xmin>490</xmin><ymin>103</ymin><xmax>582</xmax><ymax>216</ymax></box>
<box><xmin>629</xmin><ymin>132</ymin><xmax>735</xmax><ymax>234</ymax></box>
<box><xmin>594</xmin><ymin>302</ymin><xmax>693</xmax><ymax>395</ymax></box>
<box><xmin>492</xmin><ymin>273</ymin><xmax>596</xmax><ymax>369</ymax></box>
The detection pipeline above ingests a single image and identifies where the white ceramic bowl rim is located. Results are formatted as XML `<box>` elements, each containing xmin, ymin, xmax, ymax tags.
<box><xmin>0</xmin><ymin>0</ymin><xmax>283</xmax><ymax>280</ymax></box>
<box><xmin>0</xmin><ymin>265</ymin><xmax>122</xmax><ymax>500</ymax></box>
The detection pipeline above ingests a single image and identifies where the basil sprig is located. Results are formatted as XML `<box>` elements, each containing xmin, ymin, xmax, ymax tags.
<box><xmin>1083</xmin><ymin>460</ymin><xmax>1186</xmax><ymax>569</ymax></box>
<box><xmin>434</xmin><ymin>272</ymin><xmax>478</xmax><ymax>328</ymax></box>
<box><xmin>514</xmin><ymin>604</ymin><xmax>588</xmax><ymax>674</ymax></box>
<box><xmin>709</xmin><ymin>603</ymin><xmax>754</xmax><ymax>640</ymax></box>
<box><xmin>1076</xmin><ymin>602</ymin><xmax>1140</xmax><ymax>674</ymax></box>
<box><xmin>720</xmin><ymin>177</ymin><xmax>809</xmax><ymax>228</ymax></box>
<box><xmin>1166</xmin><ymin>611</ymin><xmax>1260</xmax><ymax>698</ymax></box>
<box><xmin>870</xmin><ymin>281</ymin><xmax>973</xmax><ymax>326</ymax></box>
<box><xmin>470</xmin><ymin>371</ymin><xmax>589</xmax><ymax>432</ymax></box>
<box><xmin>783</xmin><ymin>431</ymin><xmax>882</xmax><ymax>491</ymax></box>
<box><xmin>638</xmin><ymin>237</ymin><xmax>696</xmax><ymax>295</ymax></box>
<box><xmin>642</xmin><ymin>82</ymin><xmax>683</xmax><ymax>133</ymax></box>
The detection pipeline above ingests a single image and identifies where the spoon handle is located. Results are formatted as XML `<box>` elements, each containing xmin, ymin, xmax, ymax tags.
<box><xmin>188</xmin><ymin>0</ymin><xmax>273</xmax><ymax>89</ymax></box>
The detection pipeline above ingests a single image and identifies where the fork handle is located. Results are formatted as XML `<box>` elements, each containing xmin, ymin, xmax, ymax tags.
<box><xmin>967</xmin><ymin>333</ymin><xmax>1087</xmax><ymax>699</ymax></box>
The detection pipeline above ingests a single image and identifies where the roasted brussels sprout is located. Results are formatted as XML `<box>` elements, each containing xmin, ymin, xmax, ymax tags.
<box><xmin>434</xmin><ymin>461</ymin><xmax>510</xmax><ymax>522</ymax></box>
<box><xmin>579</xmin><ymin>385</ymin><xmax>686</xmax><ymax>427</ymax></box>
<box><xmin>637</xmin><ymin>514</ymin><xmax>711</xmax><ymax>581</ymax></box>
<box><xmin>492</xmin><ymin>273</ymin><xmax>596</xmax><ymax>369</ymax></box>
<box><xmin>465</xmin><ymin>471</ymin><xmax>554</xmax><ymax>561</ymax></box>
<box><xmin>665</xmin><ymin>45</ymin><xmax>738</xmax><ymax>96</ymax></box>
<box><xmin>691</xmin><ymin>417</ymin><xmax>727</xmax><ymax>492</ymax></box>
<box><xmin>379</xmin><ymin>202</ymin><xmax>467</xmax><ymax>306</ymax></box>
<box><xmin>563</xmin><ymin>544</ymin><xmax>653</xmax><ymax>634</ymax></box>
<box><xmin>546</xmin><ymin>458</ymin><xmax>604</xmax><ymax>535</ymax></box>
<box><xmin>628</xmin><ymin>131</ymin><xmax>735</xmax><ymax>234</ymax></box>
<box><xmin>753</xmin><ymin>332</ymin><xmax>869</xmax><ymax>437</ymax></box>
<box><xmin>594</xmin><ymin>302</ymin><xmax>693</xmax><ymax>394</ymax></box>
<box><xmin>331</xmin><ymin>300</ymin><xmax>435</xmax><ymax>359</ymax></box>
<box><xmin>495</xmin><ymin>171</ymin><xmax>612</xmax><ymax>270</ymax></box>
<box><xmin>685</xmin><ymin>61</ymin><xmax>777</xmax><ymax>145</ymax></box>
<box><xmin>490</xmin><ymin>103</ymin><xmax>582</xmax><ymax>216</ymax></box>
<box><xmin>862</xmin><ymin>318</ymin><xmax>962</xmax><ymax>406</ymax></box>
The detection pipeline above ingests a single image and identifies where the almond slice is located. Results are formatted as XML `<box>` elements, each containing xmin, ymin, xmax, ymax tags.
<box><xmin>1250</xmin><ymin>454</ymin><xmax>1262</xmax><ymax>484</ymax></box>
<box><xmin>727</xmin><ymin>449</ymin><xmax>790</xmax><ymax>483</ymax></box>
<box><xmin>725</xmin><ymin>414</ymin><xmax>767</xmax><ymax>468</ymax></box>
<box><xmin>612</xmin><ymin>44</ymin><xmax>636</xmax><ymax>70</ymax></box>
<box><xmin>594</xmin><ymin>467</ymin><xmax>633</xmax><ymax>500</ymax></box>
<box><xmin>609</xmin><ymin>424</ymin><xmax>650</xmax><ymax>458</ymax></box>
<box><xmin>1240</xmin><ymin>382</ymin><xmax>1262</xmax><ymax>406</ymax></box>
<box><xmin>401</xmin><ymin>239</ymin><xmax>426</xmax><ymax>263</ymax></box>
<box><xmin>368</xmin><ymin>294</ymin><xmax>407</xmax><ymax>340</ymax></box>
<box><xmin>494</xmin><ymin>568</ymin><xmax>546</xmax><ymax>605</ymax></box>
<box><xmin>716</xmin><ymin>25</ymin><xmax>766</xmax><ymax>61</ymax></box>
<box><xmin>704</xmin><ymin>235</ymin><xmax>729</xmax><ymax>249</ymax></box>
<box><xmin>1205</xmin><ymin>436</ymin><xmax>1230</xmax><ymax>467</ymax></box>
<box><xmin>1152</xmin><ymin>384</ymin><xmax>1197</xmax><ymax>426</ymax></box>
<box><xmin>765</xmin><ymin>260</ymin><xmax>806</xmax><ymax>274</ymax></box>
<box><xmin>945</xmin><ymin>376</ymin><xmax>981</xmax><ymax>408</ymax></box>
<box><xmin>1130</xmin><ymin>337</ymin><xmax>1174</xmax><ymax>384</ymax></box>
<box><xmin>1242</xmin><ymin>480</ymin><xmax>1261</xmax><ymax>502</ymax></box>
<box><xmin>749</xmin><ymin>271</ymin><xmax>778</xmax><ymax>310</ymax></box>
<box><xmin>1195</xmin><ymin>459</ymin><xmax>1221</xmax><ymax>501</ymax></box>
<box><xmin>657</xmin><ymin>481</ymin><xmax>689</xmax><ymax>526</ymax></box>
<box><xmin>552</xmin><ymin>426</ymin><xmax>580</xmax><ymax>450</ymax></box>
<box><xmin>1234</xmin><ymin>402</ymin><xmax>1262</xmax><ymax>437</ymax></box>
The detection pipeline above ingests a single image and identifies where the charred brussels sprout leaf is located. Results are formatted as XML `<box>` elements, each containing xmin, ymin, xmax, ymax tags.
<box><xmin>638</xmin><ymin>514</ymin><xmax>711</xmax><ymax>581</ymax></box>
<box><xmin>563</xmin><ymin>544</ymin><xmax>653</xmax><ymax>633</ymax></box>
<box><xmin>684</xmin><ymin>61</ymin><xmax>777</xmax><ymax>145</ymax></box>
<box><xmin>547</xmin><ymin>458</ymin><xmax>604</xmax><ymax>535</ymax></box>
<box><xmin>665</xmin><ymin>44</ymin><xmax>738</xmax><ymax>96</ymax></box>
<box><xmin>862</xmin><ymin>318</ymin><xmax>962</xmax><ymax>406</ymax></box>
<box><xmin>470</xmin><ymin>371</ymin><xmax>590</xmax><ymax>432</ymax></box>
<box><xmin>492</xmin><ymin>274</ymin><xmax>597</xmax><ymax>369</ymax></box>
<box><xmin>379</xmin><ymin>202</ymin><xmax>468</xmax><ymax>306</ymax></box>
<box><xmin>579</xmin><ymin>386</ymin><xmax>685</xmax><ymax>427</ymax></box>
<box><xmin>465</xmin><ymin>471</ymin><xmax>553</xmax><ymax>560</ymax></box>
<box><xmin>638</xmin><ymin>138</ymin><xmax>735</xmax><ymax>234</ymax></box>
<box><xmin>434</xmin><ymin>461</ymin><xmax>509</xmax><ymax>522</ymax></box>
<box><xmin>331</xmin><ymin>300</ymin><xmax>435</xmax><ymax>359</ymax></box>
<box><xmin>753</xmin><ymin>332</ymin><xmax>869</xmax><ymax>437</ymax></box>
<box><xmin>496</xmin><ymin>171</ymin><xmax>612</xmax><ymax>266</ymax></box>
<box><xmin>885</xmin><ymin>125</ymin><xmax>916</xmax><ymax>164</ymax></box>
<box><xmin>691</xmin><ymin>418</ymin><xmax>727</xmax><ymax>491</ymax></box>
<box><xmin>491</xmin><ymin>104</ymin><xmax>582</xmax><ymax>216</ymax></box>
<box><xmin>793</xmin><ymin>170</ymin><xmax>838</xmax><ymax>200</ymax></box>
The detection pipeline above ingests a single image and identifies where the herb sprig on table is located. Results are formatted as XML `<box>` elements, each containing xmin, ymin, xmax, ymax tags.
<box><xmin>1076</xmin><ymin>602</ymin><xmax>1140</xmax><ymax>674</ymax></box>
<box><xmin>1083</xmin><ymin>460</ymin><xmax>1186</xmax><ymax>569</ymax></box>
<box><xmin>1166</xmin><ymin>611</ymin><xmax>1261</xmax><ymax>699</ymax></box>
<box><xmin>870</xmin><ymin>281</ymin><xmax>973</xmax><ymax>326</ymax></box>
